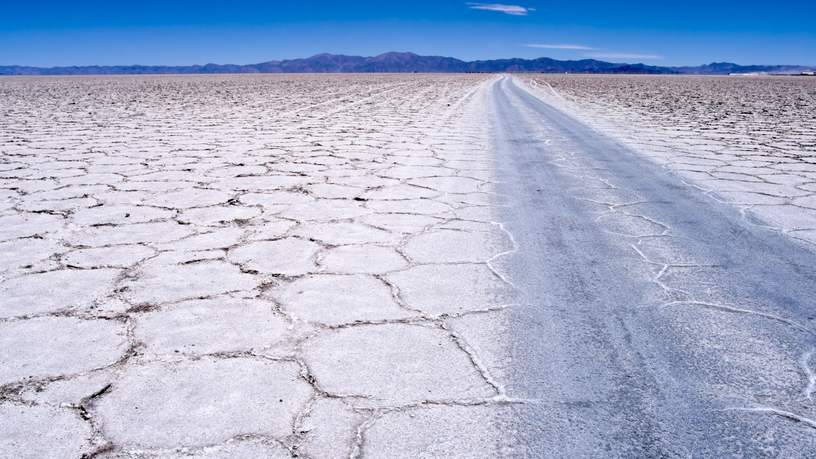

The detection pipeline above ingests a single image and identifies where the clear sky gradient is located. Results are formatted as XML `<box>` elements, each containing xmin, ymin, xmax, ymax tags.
<box><xmin>2</xmin><ymin>1</ymin><xmax>814</xmax><ymax>67</ymax></box>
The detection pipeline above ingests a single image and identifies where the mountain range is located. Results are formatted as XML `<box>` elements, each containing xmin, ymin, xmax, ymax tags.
<box><xmin>1</xmin><ymin>52</ymin><xmax>812</xmax><ymax>75</ymax></box>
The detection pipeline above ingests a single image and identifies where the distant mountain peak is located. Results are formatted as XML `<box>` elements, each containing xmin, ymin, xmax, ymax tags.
<box><xmin>376</xmin><ymin>51</ymin><xmax>419</xmax><ymax>57</ymax></box>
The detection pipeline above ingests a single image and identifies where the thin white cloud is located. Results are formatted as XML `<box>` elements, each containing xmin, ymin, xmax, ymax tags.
<box><xmin>467</xmin><ymin>3</ymin><xmax>534</xmax><ymax>16</ymax></box>
<box><xmin>525</xmin><ymin>43</ymin><xmax>595</xmax><ymax>50</ymax></box>
<box><xmin>584</xmin><ymin>52</ymin><xmax>664</xmax><ymax>60</ymax></box>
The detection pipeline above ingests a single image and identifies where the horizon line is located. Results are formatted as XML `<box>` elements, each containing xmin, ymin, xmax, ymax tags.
<box><xmin>1</xmin><ymin>51</ymin><xmax>813</xmax><ymax>69</ymax></box>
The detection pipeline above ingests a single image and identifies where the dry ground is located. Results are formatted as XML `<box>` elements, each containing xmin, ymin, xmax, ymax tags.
<box><xmin>3</xmin><ymin>73</ymin><xmax>816</xmax><ymax>457</ymax></box>
<box><xmin>526</xmin><ymin>74</ymin><xmax>816</xmax><ymax>245</ymax></box>
<box><xmin>0</xmin><ymin>74</ymin><xmax>518</xmax><ymax>458</ymax></box>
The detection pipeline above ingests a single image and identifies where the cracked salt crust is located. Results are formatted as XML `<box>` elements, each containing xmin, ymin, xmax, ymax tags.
<box><xmin>0</xmin><ymin>74</ymin><xmax>516</xmax><ymax>457</ymax></box>
<box><xmin>93</xmin><ymin>358</ymin><xmax>312</xmax><ymax>449</ymax></box>
<box><xmin>270</xmin><ymin>274</ymin><xmax>414</xmax><ymax>326</ymax></box>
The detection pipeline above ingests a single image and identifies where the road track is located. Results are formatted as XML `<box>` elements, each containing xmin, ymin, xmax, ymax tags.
<box><xmin>489</xmin><ymin>75</ymin><xmax>816</xmax><ymax>456</ymax></box>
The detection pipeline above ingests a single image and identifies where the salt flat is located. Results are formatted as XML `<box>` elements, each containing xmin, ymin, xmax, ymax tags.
<box><xmin>2</xmin><ymin>74</ymin><xmax>816</xmax><ymax>457</ymax></box>
<box><xmin>0</xmin><ymin>74</ymin><xmax>512</xmax><ymax>457</ymax></box>
<box><xmin>525</xmin><ymin>74</ymin><xmax>816</xmax><ymax>245</ymax></box>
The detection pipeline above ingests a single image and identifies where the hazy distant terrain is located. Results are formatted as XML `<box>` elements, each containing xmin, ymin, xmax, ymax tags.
<box><xmin>1</xmin><ymin>51</ymin><xmax>813</xmax><ymax>75</ymax></box>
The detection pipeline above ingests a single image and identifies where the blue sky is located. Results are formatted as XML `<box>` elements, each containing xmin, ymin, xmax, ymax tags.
<box><xmin>2</xmin><ymin>1</ymin><xmax>814</xmax><ymax>66</ymax></box>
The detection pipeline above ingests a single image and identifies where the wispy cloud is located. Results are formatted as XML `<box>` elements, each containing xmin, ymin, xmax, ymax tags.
<box><xmin>467</xmin><ymin>3</ymin><xmax>534</xmax><ymax>16</ymax></box>
<box><xmin>584</xmin><ymin>52</ymin><xmax>664</xmax><ymax>60</ymax></box>
<box><xmin>525</xmin><ymin>43</ymin><xmax>595</xmax><ymax>50</ymax></box>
